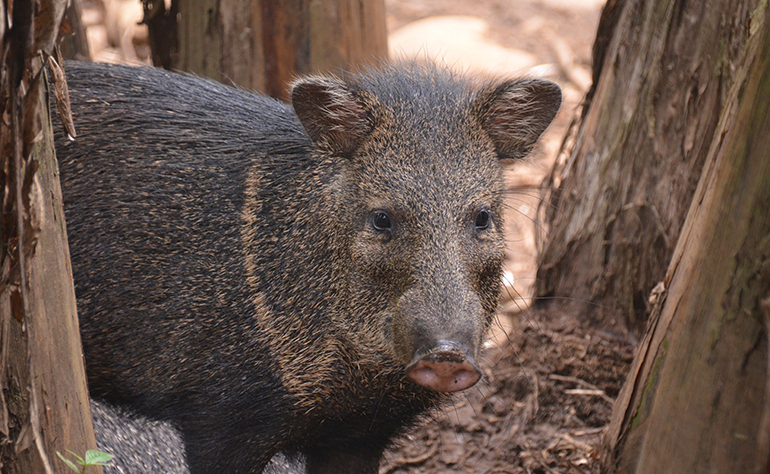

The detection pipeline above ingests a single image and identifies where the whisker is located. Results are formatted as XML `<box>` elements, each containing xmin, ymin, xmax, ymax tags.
<box><xmin>465</xmin><ymin>390</ymin><xmax>481</xmax><ymax>419</ymax></box>
<box><xmin>475</xmin><ymin>383</ymin><xmax>499</xmax><ymax>417</ymax></box>
<box><xmin>369</xmin><ymin>383</ymin><xmax>387</xmax><ymax>431</ymax></box>
<box><xmin>505</xmin><ymin>212</ymin><xmax>550</xmax><ymax>238</ymax></box>
<box><xmin>504</xmin><ymin>285</ymin><xmax>544</xmax><ymax>336</ymax></box>
<box><xmin>524</xmin><ymin>294</ymin><xmax>602</xmax><ymax>308</ymax></box>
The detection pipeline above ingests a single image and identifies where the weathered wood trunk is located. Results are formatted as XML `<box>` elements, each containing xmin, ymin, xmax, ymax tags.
<box><xmin>0</xmin><ymin>1</ymin><xmax>99</xmax><ymax>472</ymax></box>
<box><xmin>59</xmin><ymin>0</ymin><xmax>92</xmax><ymax>61</ymax></box>
<box><xmin>143</xmin><ymin>0</ymin><xmax>388</xmax><ymax>100</ymax></box>
<box><xmin>603</xmin><ymin>2</ymin><xmax>770</xmax><ymax>470</ymax></box>
<box><xmin>536</xmin><ymin>0</ymin><xmax>763</xmax><ymax>337</ymax></box>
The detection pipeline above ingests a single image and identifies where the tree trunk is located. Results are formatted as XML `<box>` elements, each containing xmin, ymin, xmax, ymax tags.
<box><xmin>143</xmin><ymin>0</ymin><xmax>388</xmax><ymax>100</ymax></box>
<box><xmin>0</xmin><ymin>1</ymin><xmax>100</xmax><ymax>472</ymax></box>
<box><xmin>58</xmin><ymin>0</ymin><xmax>92</xmax><ymax>61</ymax></box>
<box><xmin>535</xmin><ymin>0</ymin><xmax>763</xmax><ymax>338</ymax></box>
<box><xmin>603</xmin><ymin>2</ymin><xmax>770</xmax><ymax>470</ymax></box>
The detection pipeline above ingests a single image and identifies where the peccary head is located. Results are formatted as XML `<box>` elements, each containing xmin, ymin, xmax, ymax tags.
<box><xmin>292</xmin><ymin>63</ymin><xmax>560</xmax><ymax>393</ymax></box>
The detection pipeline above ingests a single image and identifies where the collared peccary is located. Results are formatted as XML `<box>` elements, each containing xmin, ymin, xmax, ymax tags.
<box><xmin>56</xmin><ymin>60</ymin><xmax>560</xmax><ymax>473</ymax></box>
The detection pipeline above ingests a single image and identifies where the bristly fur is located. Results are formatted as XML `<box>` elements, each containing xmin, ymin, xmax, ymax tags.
<box><xmin>56</xmin><ymin>60</ymin><xmax>560</xmax><ymax>474</ymax></box>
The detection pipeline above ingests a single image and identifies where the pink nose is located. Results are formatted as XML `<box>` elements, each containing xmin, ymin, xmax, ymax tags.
<box><xmin>406</xmin><ymin>344</ymin><xmax>481</xmax><ymax>392</ymax></box>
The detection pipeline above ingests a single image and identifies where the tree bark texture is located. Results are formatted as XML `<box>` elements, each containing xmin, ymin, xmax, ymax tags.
<box><xmin>144</xmin><ymin>0</ymin><xmax>388</xmax><ymax>100</ymax></box>
<box><xmin>0</xmin><ymin>2</ymin><xmax>100</xmax><ymax>472</ymax></box>
<box><xmin>603</xmin><ymin>2</ymin><xmax>770</xmax><ymax>470</ymax></box>
<box><xmin>536</xmin><ymin>0</ymin><xmax>764</xmax><ymax>337</ymax></box>
<box><xmin>58</xmin><ymin>0</ymin><xmax>93</xmax><ymax>61</ymax></box>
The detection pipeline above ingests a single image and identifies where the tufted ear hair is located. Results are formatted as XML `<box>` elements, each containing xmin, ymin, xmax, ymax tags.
<box><xmin>475</xmin><ymin>78</ymin><xmax>562</xmax><ymax>160</ymax></box>
<box><xmin>291</xmin><ymin>77</ymin><xmax>374</xmax><ymax>157</ymax></box>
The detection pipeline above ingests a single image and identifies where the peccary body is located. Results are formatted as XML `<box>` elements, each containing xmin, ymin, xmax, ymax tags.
<box><xmin>56</xmin><ymin>61</ymin><xmax>560</xmax><ymax>473</ymax></box>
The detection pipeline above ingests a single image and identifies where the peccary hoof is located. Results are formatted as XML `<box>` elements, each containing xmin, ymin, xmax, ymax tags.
<box><xmin>406</xmin><ymin>342</ymin><xmax>481</xmax><ymax>392</ymax></box>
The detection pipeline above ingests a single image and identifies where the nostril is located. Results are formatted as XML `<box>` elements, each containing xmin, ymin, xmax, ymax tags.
<box><xmin>406</xmin><ymin>343</ymin><xmax>481</xmax><ymax>392</ymax></box>
<box><xmin>407</xmin><ymin>361</ymin><xmax>480</xmax><ymax>392</ymax></box>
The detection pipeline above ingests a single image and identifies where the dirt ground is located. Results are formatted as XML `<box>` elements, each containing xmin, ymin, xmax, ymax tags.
<box><xmin>77</xmin><ymin>1</ymin><xmax>636</xmax><ymax>472</ymax></box>
<box><xmin>382</xmin><ymin>310</ymin><xmax>634</xmax><ymax>474</ymax></box>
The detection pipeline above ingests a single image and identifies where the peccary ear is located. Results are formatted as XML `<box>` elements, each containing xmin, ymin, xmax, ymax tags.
<box><xmin>476</xmin><ymin>79</ymin><xmax>562</xmax><ymax>160</ymax></box>
<box><xmin>291</xmin><ymin>77</ymin><xmax>373</xmax><ymax>157</ymax></box>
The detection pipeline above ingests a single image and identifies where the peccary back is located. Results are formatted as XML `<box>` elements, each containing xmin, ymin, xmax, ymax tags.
<box><xmin>56</xmin><ymin>61</ymin><xmax>560</xmax><ymax>473</ymax></box>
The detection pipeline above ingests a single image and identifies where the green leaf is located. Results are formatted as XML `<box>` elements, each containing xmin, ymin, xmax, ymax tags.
<box><xmin>56</xmin><ymin>451</ymin><xmax>81</xmax><ymax>473</ymax></box>
<box><xmin>65</xmin><ymin>449</ymin><xmax>85</xmax><ymax>465</ymax></box>
<box><xmin>84</xmin><ymin>449</ymin><xmax>114</xmax><ymax>466</ymax></box>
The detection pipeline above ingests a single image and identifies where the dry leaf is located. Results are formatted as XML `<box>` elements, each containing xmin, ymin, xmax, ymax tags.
<box><xmin>15</xmin><ymin>421</ymin><xmax>34</xmax><ymax>454</ymax></box>
<box><xmin>46</xmin><ymin>55</ymin><xmax>76</xmax><ymax>139</ymax></box>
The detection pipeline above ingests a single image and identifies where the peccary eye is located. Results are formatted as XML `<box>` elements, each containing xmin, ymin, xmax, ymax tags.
<box><xmin>372</xmin><ymin>211</ymin><xmax>392</xmax><ymax>231</ymax></box>
<box><xmin>475</xmin><ymin>210</ymin><xmax>491</xmax><ymax>230</ymax></box>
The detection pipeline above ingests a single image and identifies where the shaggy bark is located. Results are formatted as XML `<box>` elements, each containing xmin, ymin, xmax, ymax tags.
<box><xmin>58</xmin><ymin>0</ymin><xmax>91</xmax><ymax>61</ymax></box>
<box><xmin>0</xmin><ymin>1</ymin><xmax>99</xmax><ymax>472</ymax></box>
<box><xmin>536</xmin><ymin>0</ymin><xmax>764</xmax><ymax>338</ymax></box>
<box><xmin>603</xmin><ymin>2</ymin><xmax>770</xmax><ymax>470</ymax></box>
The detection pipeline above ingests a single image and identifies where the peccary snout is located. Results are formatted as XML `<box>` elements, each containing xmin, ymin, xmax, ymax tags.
<box><xmin>391</xmin><ymin>266</ymin><xmax>491</xmax><ymax>393</ymax></box>
<box><xmin>407</xmin><ymin>341</ymin><xmax>481</xmax><ymax>392</ymax></box>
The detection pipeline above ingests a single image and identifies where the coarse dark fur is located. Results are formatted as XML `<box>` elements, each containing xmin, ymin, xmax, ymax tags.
<box><xmin>55</xmin><ymin>60</ymin><xmax>560</xmax><ymax>473</ymax></box>
<box><xmin>91</xmin><ymin>399</ymin><xmax>303</xmax><ymax>474</ymax></box>
<box><xmin>91</xmin><ymin>399</ymin><xmax>189</xmax><ymax>474</ymax></box>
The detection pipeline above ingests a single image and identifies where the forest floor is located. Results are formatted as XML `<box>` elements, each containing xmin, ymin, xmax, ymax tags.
<box><xmin>79</xmin><ymin>0</ymin><xmax>636</xmax><ymax>472</ymax></box>
<box><xmin>382</xmin><ymin>308</ymin><xmax>634</xmax><ymax>474</ymax></box>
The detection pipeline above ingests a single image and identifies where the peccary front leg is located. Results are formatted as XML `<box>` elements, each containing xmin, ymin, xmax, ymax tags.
<box><xmin>305</xmin><ymin>446</ymin><xmax>383</xmax><ymax>474</ymax></box>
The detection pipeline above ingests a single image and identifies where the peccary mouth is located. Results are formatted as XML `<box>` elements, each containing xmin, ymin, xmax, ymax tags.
<box><xmin>405</xmin><ymin>341</ymin><xmax>482</xmax><ymax>392</ymax></box>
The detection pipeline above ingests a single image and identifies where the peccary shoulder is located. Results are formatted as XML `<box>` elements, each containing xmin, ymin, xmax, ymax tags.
<box><xmin>56</xmin><ymin>60</ymin><xmax>560</xmax><ymax>473</ymax></box>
